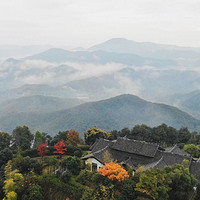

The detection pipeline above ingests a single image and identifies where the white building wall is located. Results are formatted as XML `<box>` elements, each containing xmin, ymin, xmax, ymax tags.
<box><xmin>85</xmin><ymin>158</ymin><xmax>103</xmax><ymax>171</ymax></box>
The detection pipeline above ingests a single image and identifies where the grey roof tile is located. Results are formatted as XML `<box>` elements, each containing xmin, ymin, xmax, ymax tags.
<box><xmin>112</xmin><ymin>137</ymin><xmax>158</xmax><ymax>157</ymax></box>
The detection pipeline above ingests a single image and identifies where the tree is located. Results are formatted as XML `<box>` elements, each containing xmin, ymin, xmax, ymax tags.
<box><xmin>12</xmin><ymin>126</ymin><xmax>34</xmax><ymax>151</ymax></box>
<box><xmin>0</xmin><ymin>132</ymin><xmax>11</xmax><ymax>151</ymax></box>
<box><xmin>118</xmin><ymin>128</ymin><xmax>130</xmax><ymax>138</ymax></box>
<box><xmin>131</xmin><ymin>124</ymin><xmax>152</xmax><ymax>141</ymax></box>
<box><xmin>34</xmin><ymin>131</ymin><xmax>51</xmax><ymax>148</ymax></box>
<box><xmin>54</xmin><ymin>141</ymin><xmax>67</xmax><ymax>158</ymax></box>
<box><xmin>3</xmin><ymin>161</ymin><xmax>24</xmax><ymax>200</ymax></box>
<box><xmin>165</xmin><ymin>162</ymin><xmax>197</xmax><ymax>200</ymax></box>
<box><xmin>0</xmin><ymin>148</ymin><xmax>13</xmax><ymax>167</ymax></box>
<box><xmin>67</xmin><ymin>129</ymin><xmax>80</xmax><ymax>146</ymax></box>
<box><xmin>22</xmin><ymin>184</ymin><xmax>43</xmax><ymax>200</ymax></box>
<box><xmin>103</xmin><ymin>150</ymin><xmax>113</xmax><ymax>163</ymax></box>
<box><xmin>60</xmin><ymin>156</ymin><xmax>81</xmax><ymax>175</ymax></box>
<box><xmin>135</xmin><ymin>168</ymin><xmax>171</xmax><ymax>200</ymax></box>
<box><xmin>178</xmin><ymin>127</ymin><xmax>191</xmax><ymax>144</ymax></box>
<box><xmin>51</xmin><ymin>131</ymin><xmax>68</xmax><ymax>145</ymax></box>
<box><xmin>84</xmin><ymin>127</ymin><xmax>110</xmax><ymax>145</ymax></box>
<box><xmin>99</xmin><ymin>162</ymin><xmax>129</xmax><ymax>182</ymax></box>
<box><xmin>37</xmin><ymin>142</ymin><xmax>48</xmax><ymax>157</ymax></box>
<box><xmin>12</xmin><ymin>154</ymin><xmax>42</xmax><ymax>174</ymax></box>
<box><xmin>117</xmin><ymin>178</ymin><xmax>137</xmax><ymax>200</ymax></box>
<box><xmin>93</xmin><ymin>184</ymin><xmax>115</xmax><ymax>200</ymax></box>
<box><xmin>183</xmin><ymin>144</ymin><xmax>199</xmax><ymax>158</ymax></box>
<box><xmin>151</xmin><ymin>124</ymin><xmax>167</xmax><ymax>144</ymax></box>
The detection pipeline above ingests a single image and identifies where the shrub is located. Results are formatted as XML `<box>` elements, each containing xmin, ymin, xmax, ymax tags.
<box><xmin>60</xmin><ymin>157</ymin><xmax>81</xmax><ymax>176</ymax></box>
<box><xmin>13</xmin><ymin>155</ymin><xmax>42</xmax><ymax>174</ymax></box>
<box><xmin>76</xmin><ymin>170</ymin><xmax>94</xmax><ymax>186</ymax></box>
<box><xmin>21</xmin><ymin>149</ymin><xmax>38</xmax><ymax>158</ymax></box>
<box><xmin>74</xmin><ymin>149</ymin><xmax>82</xmax><ymax>157</ymax></box>
<box><xmin>22</xmin><ymin>184</ymin><xmax>43</xmax><ymax>200</ymax></box>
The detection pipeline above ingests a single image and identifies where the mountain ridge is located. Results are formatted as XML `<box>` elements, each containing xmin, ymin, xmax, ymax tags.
<box><xmin>0</xmin><ymin>94</ymin><xmax>199</xmax><ymax>135</ymax></box>
<box><xmin>89</xmin><ymin>38</ymin><xmax>200</xmax><ymax>60</ymax></box>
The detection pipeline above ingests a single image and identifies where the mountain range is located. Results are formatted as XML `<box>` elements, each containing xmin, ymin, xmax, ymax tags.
<box><xmin>1</xmin><ymin>38</ymin><xmax>200</xmax><ymax>135</ymax></box>
<box><xmin>0</xmin><ymin>94</ymin><xmax>199</xmax><ymax>136</ymax></box>
<box><xmin>0</xmin><ymin>95</ymin><xmax>84</xmax><ymax>114</ymax></box>
<box><xmin>89</xmin><ymin>38</ymin><xmax>200</xmax><ymax>61</ymax></box>
<box><xmin>25</xmin><ymin>47</ymin><xmax>175</xmax><ymax>67</ymax></box>
<box><xmin>165</xmin><ymin>90</ymin><xmax>200</xmax><ymax>120</ymax></box>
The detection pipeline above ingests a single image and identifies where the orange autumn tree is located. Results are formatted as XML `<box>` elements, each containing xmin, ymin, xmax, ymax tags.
<box><xmin>99</xmin><ymin>162</ymin><xmax>129</xmax><ymax>182</ymax></box>
<box><xmin>67</xmin><ymin>129</ymin><xmax>80</xmax><ymax>146</ymax></box>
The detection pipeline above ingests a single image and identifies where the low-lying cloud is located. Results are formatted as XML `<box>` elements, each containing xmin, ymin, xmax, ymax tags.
<box><xmin>1</xmin><ymin>58</ymin><xmax>200</xmax><ymax>102</ymax></box>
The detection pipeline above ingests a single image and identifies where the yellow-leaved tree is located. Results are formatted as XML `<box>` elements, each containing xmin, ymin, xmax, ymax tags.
<box><xmin>3</xmin><ymin>161</ymin><xmax>24</xmax><ymax>200</ymax></box>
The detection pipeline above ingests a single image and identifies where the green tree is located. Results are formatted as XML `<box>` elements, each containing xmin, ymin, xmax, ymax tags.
<box><xmin>22</xmin><ymin>184</ymin><xmax>43</xmax><ymax>200</ymax></box>
<box><xmin>117</xmin><ymin>178</ymin><xmax>137</xmax><ymax>200</ymax></box>
<box><xmin>184</xmin><ymin>144</ymin><xmax>199</xmax><ymax>158</ymax></box>
<box><xmin>84</xmin><ymin>127</ymin><xmax>110</xmax><ymax>145</ymax></box>
<box><xmin>33</xmin><ymin>131</ymin><xmax>51</xmax><ymax>148</ymax></box>
<box><xmin>135</xmin><ymin>168</ymin><xmax>171</xmax><ymax>200</ymax></box>
<box><xmin>12</xmin><ymin>126</ymin><xmax>33</xmax><ymax>151</ymax></box>
<box><xmin>0</xmin><ymin>148</ymin><xmax>13</xmax><ymax>167</ymax></box>
<box><xmin>165</xmin><ymin>162</ymin><xmax>197</xmax><ymax>200</ymax></box>
<box><xmin>51</xmin><ymin>131</ymin><xmax>68</xmax><ymax>145</ymax></box>
<box><xmin>60</xmin><ymin>156</ymin><xmax>81</xmax><ymax>176</ymax></box>
<box><xmin>131</xmin><ymin>124</ymin><xmax>152</xmax><ymax>142</ymax></box>
<box><xmin>165</xmin><ymin>126</ymin><xmax>178</xmax><ymax>146</ymax></box>
<box><xmin>12</xmin><ymin>154</ymin><xmax>42</xmax><ymax>174</ymax></box>
<box><xmin>178</xmin><ymin>127</ymin><xmax>191</xmax><ymax>144</ymax></box>
<box><xmin>0</xmin><ymin>132</ymin><xmax>11</xmax><ymax>151</ymax></box>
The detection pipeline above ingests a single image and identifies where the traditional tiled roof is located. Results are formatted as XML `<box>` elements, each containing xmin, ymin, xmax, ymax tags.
<box><xmin>82</xmin><ymin>137</ymin><xmax>200</xmax><ymax>181</ymax></box>
<box><xmin>190</xmin><ymin>161</ymin><xmax>200</xmax><ymax>181</ymax></box>
<box><xmin>197</xmin><ymin>157</ymin><xmax>200</xmax><ymax>162</ymax></box>
<box><xmin>144</xmin><ymin>151</ymin><xmax>192</xmax><ymax>170</ymax></box>
<box><xmin>90</xmin><ymin>138</ymin><xmax>114</xmax><ymax>152</ymax></box>
<box><xmin>166</xmin><ymin>144</ymin><xmax>190</xmax><ymax>156</ymax></box>
<box><xmin>144</xmin><ymin>156</ymin><xmax>165</xmax><ymax>169</ymax></box>
<box><xmin>112</xmin><ymin>137</ymin><xmax>159</xmax><ymax>158</ymax></box>
<box><xmin>121</xmin><ymin>157</ymin><xmax>137</xmax><ymax>170</ymax></box>
<box><xmin>82</xmin><ymin>145</ymin><xmax>112</xmax><ymax>164</ymax></box>
<box><xmin>161</xmin><ymin>151</ymin><xmax>191</xmax><ymax>166</ymax></box>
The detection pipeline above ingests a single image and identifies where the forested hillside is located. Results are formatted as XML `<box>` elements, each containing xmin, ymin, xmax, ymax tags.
<box><xmin>0</xmin><ymin>94</ymin><xmax>200</xmax><ymax>135</ymax></box>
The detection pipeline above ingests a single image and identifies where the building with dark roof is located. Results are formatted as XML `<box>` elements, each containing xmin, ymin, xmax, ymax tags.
<box><xmin>82</xmin><ymin>137</ymin><xmax>200</xmax><ymax>181</ymax></box>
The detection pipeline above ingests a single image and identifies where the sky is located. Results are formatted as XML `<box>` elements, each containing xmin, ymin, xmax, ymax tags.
<box><xmin>0</xmin><ymin>0</ymin><xmax>200</xmax><ymax>48</ymax></box>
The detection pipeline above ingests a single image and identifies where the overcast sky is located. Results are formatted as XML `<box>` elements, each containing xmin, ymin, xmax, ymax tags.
<box><xmin>0</xmin><ymin>0</ymin><xmax>200</xmax><ymax>48</ymax></box>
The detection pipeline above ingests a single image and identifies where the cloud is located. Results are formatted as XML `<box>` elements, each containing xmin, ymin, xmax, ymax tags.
<box><xmin>63</xmin><ymin>62</ymin><xmax>126</xmax><ymax>81</ymax></box>
<box><xmin>2</xmin><ymin>57</ymin><xmax>200</xmax><ymax>102</ymax></box>
<box><xmin>15</xmin><ymin>72</ymin><xmax>54</xmax><ymax>86</ymax></box>
<box><xmin>18</xmin><ymin>60</ymin><xmax>56</xmax><ymax>70</ymax></box>
<box><xmin>5</xmin><ymin>60</ymin><xmax>125</xmax><ymax>87</ymax></box>
<box><xmin>114</xmin><ymin>73</ymin><xmax>143</xmax><ymax>96</ymax></box>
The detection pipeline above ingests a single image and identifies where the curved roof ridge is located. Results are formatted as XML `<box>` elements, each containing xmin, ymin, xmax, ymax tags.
<box><xmin>122</xmin><ymin>156</ymin><xmax>132</xmax><ymax>163</ymax></box>
<box><xmin>93</xmin><ymin>144</ymin><xmax>109</xmax><ymax>154</ymax></box>
<box><xmin>164</xmin><ymin>148</ymin><xmax>191</xmax><ymax>158</ymax></box>
<box><xmin>164</xmin><ymin>150</ymin><xmax>191</xmax><ymax>157</ymax></box>
<box><xmin>145</xmin><ymin>156</ymin><xmax>164</xmax><ymax>169</ymax></box>
<box><xmin>154</xmin><ymin>156</ymin><xmax>164</xmax><ymax>168</ymax></box>
<box><xmin>168</xmin><ymin>144</ymin><xmax>177</xmax><ymax>152</ymax></box>
<box><xmin>117</xmin><ymin>137</ymin><xmax>159</xmax><ymax>146</ymax></box>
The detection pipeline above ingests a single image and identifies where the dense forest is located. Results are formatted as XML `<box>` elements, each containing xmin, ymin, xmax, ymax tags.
<box><xmin>0</xmin><ymin>124</ymin><xmax>200</xmax><ymax>200</ymax></box>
